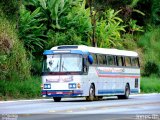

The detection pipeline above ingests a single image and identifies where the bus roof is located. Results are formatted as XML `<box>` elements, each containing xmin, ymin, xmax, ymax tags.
<box><xmin>50</xmin><ymin>45</ymin><xmax>138</xmax><ymax>57</ymax></box>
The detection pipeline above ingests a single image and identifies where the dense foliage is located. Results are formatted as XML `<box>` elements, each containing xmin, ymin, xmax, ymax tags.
<box><xmin>0</xmin><ymin>0</ymin><xmax>160</xmax><ymax>81</ymax></box>
<box><xmin>0</xmin><ymin>11</ymin><xmax>30</xmax><ymax>81</ymax></box>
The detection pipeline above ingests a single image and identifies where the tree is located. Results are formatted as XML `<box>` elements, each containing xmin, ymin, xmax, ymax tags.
<box><xmin>19</xmin><ymin>5</ymin><xmax>46</xmax><ymax>54</ymax></box>
<box><xmin>96</xmin><ymin>9</ymin><xmax>125</xmax><ymax>48</ymax></box>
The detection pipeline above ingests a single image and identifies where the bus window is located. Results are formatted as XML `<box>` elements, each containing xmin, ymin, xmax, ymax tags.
<box><xmin>117</xmin><ymin>56</ymin><xmax>123</xmax><ymax>66</ymax></box>
<box><xmin>44</xmin><ymin>55</ymin><xmax>60</xmax><ymax>72</ymax></box>
<box><xmin>102</xmin><ymin>55</ymin><xmax>107</xmax><ymax>65</ymax></box>
<box><xmin>91</xmin><ymin>53</ymin><xmax>97</xmax><ymax>65</ymax></box>
<box><xmin>125</xmin><ymin>57</ymin><xmax>131</xmax><ymax>66</ymax></box>
<box><xmin>97</xmin><ymin>54</ymin><xmax>106</xmax><ymax>65</ymax></box>
<box><xmin>83</xmin><ymin>58</ymin><xmax>88</xmax><ymax>73</ymax></box>
<box><xmin>107</xmin><ymin>55</ymin><xmax>116</xmax><ymax>66</ymax></box>
<box><xmin>132</xmin><ymin>57</ymin><xmax>139</xmax><ymax>67</ymax></box>
<box><xmin>61</xmin><ymin>54</ymin><xmax>82</xmax><ymax>72</ymax></box>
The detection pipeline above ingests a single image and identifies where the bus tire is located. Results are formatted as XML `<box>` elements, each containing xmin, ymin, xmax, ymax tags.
<box><xmin>98</xmin><ymin>96</ymin><xmax>103</xmax><ymax>100</ymax></box>
<box><xmin>86</xmin><ymin>84</ymin><xmax>95</xmax><ymax>101</ymax></box>
<box><xmin>117</xmin><ymin>84</ymin><xmax>130</xmax><ymax>99</ymax></box>
<box><xmin>53</xmin><ymin>97</ymin><xmax>61</xmax><ymax>102</ymax></box>
<box><xmin>94</xmin><ymin>96</ymin><xmax>103</xmax><ymax>101</ymax></box>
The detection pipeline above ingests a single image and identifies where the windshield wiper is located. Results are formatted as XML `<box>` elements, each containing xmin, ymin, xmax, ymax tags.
<box><xmin>52</xmin><ymin>61</ymin><xmax>59</xmax><ymax>71</ymax></box>
<box><xmin>62</xmin><ymin>61</ymin><xmax>67</xmax><ymax>71</ymax></box>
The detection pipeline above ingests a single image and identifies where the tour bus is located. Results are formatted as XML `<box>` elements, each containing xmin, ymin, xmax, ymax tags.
<box><xmin>41</xmin><ymin>45</ymin><xmax>140</xmax><ymax>102</ymax></box>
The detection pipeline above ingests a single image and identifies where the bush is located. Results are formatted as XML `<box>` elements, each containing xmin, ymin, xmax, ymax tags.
<box><xmin>138</xmin><ymin>27</ymin><xmax>160</xmax><ymax>62</ymax></box>
<box><xmin>121</xmin><ymin>33</ymin><xmax>138</xmax><ymax>50</ymax></box>
<box><xmin>0</xmin><ymin>76</ymin><xmax>41</xmax><ymax>100</ymax></box>
<box><xmin>138</xmin><ymin>27</ymin><xmax>160</xmax><ymax>75</ymax></box>
<box><xmin>144</xmin><ymin>61</ymin><xmax>159</xmax><ymax>77</ymax></box>
<box><xmin>31</xmin><ymin>59</ymin><xmax>42</xmax><ymax>76</ymax></box>
<box><xmin>0</xmin><ymin>11</ymin><xmax>30</xmax><ymax>81</ymax></box>
<box><xmin>0</xmin><ymin>0</ymin><xmax>18</xmax><ymax>21</ymax></box>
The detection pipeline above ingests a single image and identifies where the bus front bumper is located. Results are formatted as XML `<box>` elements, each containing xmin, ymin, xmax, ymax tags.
<box><xmin>41</xmin><ymin>90</ymin><xmax>83</xmax><ymax>97</ymax></box>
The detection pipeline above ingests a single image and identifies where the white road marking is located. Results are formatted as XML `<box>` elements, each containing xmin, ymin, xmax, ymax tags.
<box><xmin>48</xmin><ymin>110</ymin><xmax>56</xmax><ymax>113</ymax></box>
<box><xmin>66</xmin><ymin>110</ymin><xmax>73</xmax><ymax>113</ymax></box>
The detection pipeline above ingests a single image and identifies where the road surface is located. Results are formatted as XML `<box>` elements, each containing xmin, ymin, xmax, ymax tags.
<box><xmin>0</xmin><ymin>94</ymin><xmax>160</xmax><ymax>120</ymax></box>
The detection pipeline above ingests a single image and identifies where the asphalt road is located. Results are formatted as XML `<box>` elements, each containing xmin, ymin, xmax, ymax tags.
<box><xmin>0</xmin><ymin>94</ymin><xmax>160</xmax><ymax>120</ymax></box>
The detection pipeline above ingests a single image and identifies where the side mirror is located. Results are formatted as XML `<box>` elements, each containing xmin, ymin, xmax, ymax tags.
<box><xmin>88</xmin><ymin>54</ymin><xmax>93</xmax><ymax>64</ymax></box>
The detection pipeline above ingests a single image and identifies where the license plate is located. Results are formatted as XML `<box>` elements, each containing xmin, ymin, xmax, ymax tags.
<box><xmin>56</xmin><ymin>92</ymin><xmax>63</xmax><ymax>94</ymax></box>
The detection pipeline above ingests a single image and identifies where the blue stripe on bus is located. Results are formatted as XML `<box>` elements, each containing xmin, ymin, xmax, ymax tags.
<box><xmin>42</xmin><ymin>90</ymin><xmax>83</xmax><ymax>97</ymax></box>
<box><xmin>98</xmin><ymin>89</ymin><xmax>125</xmax><ymax>94</ymax></box>
<box><xmin>70</xmin><ymin>50</ymin><xmax>88</xmax><ymax>55</ymax></box>
<box><xmin>98</xmin><ymin>89</ymin><xmax>139</xmax><ymax>94</ymax></box>
<box><xmin>43</xmin><ymin>50</ymin><xmax>54</xmax><ymax>55</ymax></box>
<box><xmin>130</xmin><ymin>89</ymin><xmax>139</xmax><ymax>93</ymax></box>
<box><xmin>43</xmin><ymin>50</ymin><xmax>88</xmax><ymax>55</ymax></box>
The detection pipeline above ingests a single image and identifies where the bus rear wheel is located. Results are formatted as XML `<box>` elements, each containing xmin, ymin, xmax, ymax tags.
<box><xmin>53</xmin><ymin>97</ymin><xmax>61</xmax><ymax>102</ymax></box>
<box><xmin>98</xmin><ymin>96</ymin><xmax>103</xmax><ymax>100</ymax></box>
<box><xmin>86</xmin><ymin>84</ymin><xmax>95</xmax><ymax>101</ymax></box>
<box><xmin>117</xmin><ymin>84</ymin><xmax>130</xmax><ymax>99</ymax></box>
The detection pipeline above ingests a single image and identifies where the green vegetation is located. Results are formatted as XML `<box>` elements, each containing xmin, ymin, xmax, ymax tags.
<box><xmin>19</xmin><ymin>5</ymin><xmax>47</xmax><ymax>53</ymax></box>
<box><xmin>96</xmin><ymin>9</ymin><xmax>125</xmax><ymax>48</ymax></box>
<box><xmin>141</xmin><ymin>76</ymin><xmax>160</xmax><ymax>93</ymax></box>
<box><xmin>0</xmin><ymin>11</ymin><xmax>30</xmax><ymax>81</ymax></box>
<box><xmin>0</xmin><ymin>76</ymin><xmax>41</xmax><ymax>100</ymax></box>
<box><xmin>0</xmin><ymin>0</ymin><xmax>160</xmax><ymax>100</ymax></box>
<box><xmin>138</xmin><ymin>27</ymin><xmax>160</xmax><ymax>76</ymax></box>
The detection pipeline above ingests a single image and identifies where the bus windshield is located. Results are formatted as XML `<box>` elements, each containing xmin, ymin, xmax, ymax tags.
<box><xmin>43</xmin><ymin>54</ymin><xmax>82</xmax><ymax>72</ymax></box>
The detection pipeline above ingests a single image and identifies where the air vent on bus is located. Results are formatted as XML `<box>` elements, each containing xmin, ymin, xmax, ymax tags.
<box><xmin>57</xmin><ymin>45</ymin><xmax>78</xmax><ymax>49</ymax></box>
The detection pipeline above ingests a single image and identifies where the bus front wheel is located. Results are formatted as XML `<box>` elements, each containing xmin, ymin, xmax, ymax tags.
<box><xmin>53</xmin><ymin>97</ymin><xmax>61</xmax><ymax>102</ymax></box>
<box><xmin>117</xmin><ymin>84</ymin><xmax>130</xmax><ymax>99</ymax></box>
<box><xmin>86</xmin><ymin>84</ymin><xmax>95</xmax><ymax>101</ymax></box>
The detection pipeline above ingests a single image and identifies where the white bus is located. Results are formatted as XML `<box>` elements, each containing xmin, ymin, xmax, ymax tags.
<box><xmin>41</xmin><ymin>45</ymin><xmax>140</xmax><ymax>102</ymax></box>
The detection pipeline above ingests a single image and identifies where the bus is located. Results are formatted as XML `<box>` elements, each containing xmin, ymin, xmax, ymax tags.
<box><xmin>41</xmin><ymin>45</ymin><xmax>140</xmax><ymax>102</ymax></box>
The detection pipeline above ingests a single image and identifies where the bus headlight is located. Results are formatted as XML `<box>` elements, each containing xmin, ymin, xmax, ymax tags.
<box><xmin>44</xmin><ymin>84</ymin><xmax>51</xmax><ymax>89</ymax></box>
<box><xmin>69</xmin><ymin>83</ymin><xmax>76</xmax><ymax>89</ymax></box>
<box><xmin>41</xmin><ymin>84</ymin><xmax>43</xmax><ymax>89</ymax></box>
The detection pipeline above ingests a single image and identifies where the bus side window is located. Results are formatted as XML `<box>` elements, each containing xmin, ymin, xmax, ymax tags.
<box><xmin>91</xmin><ymin>53</ymin><xmax>97</xmax><ymax>65</ymax></box>
<box><xmin>107</xmin><ymin>55</ymin><xmax>116</xmax><ymax>66</ymax></box>
<box><xmin>83</xmin><ymin>58</ymin><xmax>88</xmax><ymax>73</ymax></box>
<box><xmin>97</xmin><ymin>54</ymin><xmax>106</xmax><ymax>65</ymax></box>
<box><xmin>132</xmin><ymin>57</ymin><xmax>140</xmax><ymax>67</ymax></box>
<box><xmin>122</xmin><ymin>57</ymin><xmax>125</xmax><ymax>66</ymax></box>
<box><xmin>102</xmin><ymin>55</ymin><xmax>107</xmax><ymax>65</ymax></box>
<box><xmin>117</xmin><ymin>56</ymin><xmax>123</xmax><ymax>66</ymax></box>
<box><xmin>125</xmin><ymin>57</ymin><xmax>131</xmax><ymax>67</ymax></box>
<box><xmin>137</xmin><ymin>58</ymin><xmax>140</xmax><ymax>67</ymax></box>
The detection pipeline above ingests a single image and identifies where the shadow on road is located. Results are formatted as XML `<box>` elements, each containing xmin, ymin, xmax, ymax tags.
<box><xmin>51</xmin><ymin>97</ymin><xmax>123</xmax><ymax>102</ymax></box>
<box><xmin>46</xmin><ymin>96</ymin><xmax>135</xmax><ymax>103</ymax></box>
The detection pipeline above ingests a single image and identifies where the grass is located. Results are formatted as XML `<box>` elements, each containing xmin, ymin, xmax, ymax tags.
<box><xmin>141</xmin><ymin>76</ymin><xmax>160</xmax><ymax>93</ymax></box>
<box><xmin>0</xmin><ymin>76</ymin><xmax>41</xmax><ymax>101</ymax></box>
